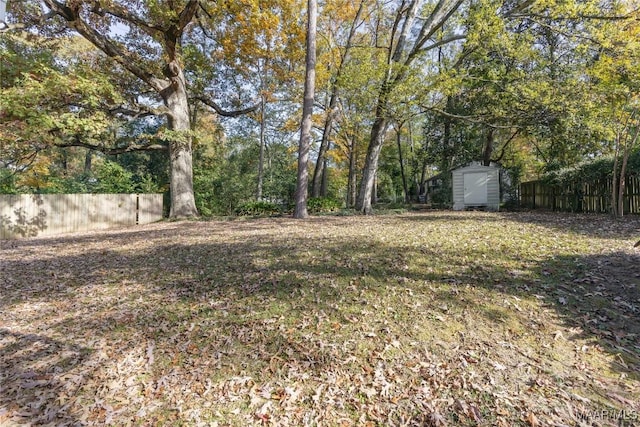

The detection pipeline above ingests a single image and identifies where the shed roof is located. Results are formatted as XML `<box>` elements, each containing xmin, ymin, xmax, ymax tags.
<box><xmin>452</xmin><ymin>163</ymin><xmax>500</xmax><ymax>173</ymax></box>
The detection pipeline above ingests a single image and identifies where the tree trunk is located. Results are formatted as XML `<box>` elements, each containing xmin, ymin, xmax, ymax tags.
<box><xmin>311</xmin><ymin>0</ymin><xmax>364</xmax><ymax>198</ymax></box>
<box><xmin>164</xmin><ymin>61</ymin><xmax>198</xmax><ymax>218</ymax></box>
<box><xmin>40</xmin><ymin>0</ymin><xmax>200</xmax><ymax>218</ymax></box>
<box><xmin>320</xmin><ymin>159</ymin><xmax>329</xmax><ymax>197</ymax></box>
<box><xmin>483</xmin><ymin>128</ymin><xmax>494</xmax><ymax>166</ymax></box>
<box><xmin>618</xmin><ymin>151</ymin><xmax>627</xmax><ymax>217</ymax></box>
<box><xmin>618</xmin><ymin>122</ymin><xmax>640</xmax><ymax>217</ymax></box>
<box><xmin>354</xmin><ymin>0</ymin><xmax>464</xmax><ymax>214</ymax></box>
<box><xmin>312</xmin><ymin>108</ymin><xmax>334</xmax><ymax>198</ymax></box>
<box><xmin>372</xmin><ymin>175</ymin><xmax>378</xmax><ymax>205</ymax></box>
<box><xmin>347</xmin><ymin>134</ymin><xmax>357</xmax><ymax>208</ymax></box>
<box><xmin>612</xmin><ymin>129</ymin><xmax>621</xmax><ymax>217</ymax></box>
<box><xmin>355</xmin><ymin>117</ymin><xmax>387</xmax><ymax>214</ymax></box>
<box><xmin>420</xmin><ymin>157</ymin><xmax>428</xmax><ymax>199</ymax></box>
<box><xmin>257</xmin><ymin>95</ymin><xmax>266</xmax><ymax>200</ymax></box>
<box><xmin>61</xmin><ymin>149</ymin><xmax>68</xmax><ymax>175</ymax></box>
<box><xmin>396</xmin><ymin>126</ymin><xmax>409</xmax><ymax>203</ymax></box>
<box><xmin>84</xmin><ymin>149</ymin><xmax>92</xmax><ymax>174</ymax></box>
<box><xmin>440</xmin><ymin>106</ymin><xmax>453</xmax><ymax>206</ymax></box>
<box><xmin>293</xmin><ymin>0</ymin><xmax>317</xmax><ymax>219</ymax></box>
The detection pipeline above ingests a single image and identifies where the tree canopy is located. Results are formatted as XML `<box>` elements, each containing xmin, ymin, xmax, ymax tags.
<box><xmin>1</xmin><ymin>0</ymin><xmax>638</xmax><ymax>215</ymax></box>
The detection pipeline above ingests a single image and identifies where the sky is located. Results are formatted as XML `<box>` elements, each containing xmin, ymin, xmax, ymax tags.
<box><xmin>0</xmin><ymin>0</ymin><xmax>7</xmax><ymax>29</ymax></box>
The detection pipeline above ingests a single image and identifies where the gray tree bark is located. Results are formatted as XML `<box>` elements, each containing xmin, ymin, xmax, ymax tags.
<box><xmin>396</xmin><ymin>124</ymin><xmax>410</xmax><ymax>203</ymax></box>
<box><xmin>293</xmin><ymin>0</ymin><xmax>318</xmax><ymax>219</ymax></box>
<box><xmin>355</xmin><ymin>0</ymin><xmax>465</xmax><ymax>214</ymax></box>
<box><xmin>41</xmin><ymin>0</ymin><xmax>201</xmax><ymax>218</ymax></box>
<box><xmin>164</xmin><ymin>61</ymin><xmax>198</xmax><ymax>218</ymax></box>
<box><xmin>311</xmin><ymin>0</ymin><xmax>365</xmax><ymax>198</ymax></box>
<box><xmin>257</xmin><ymin>96</ymin><xmax>266</xmax><ymax>200</ymax></box>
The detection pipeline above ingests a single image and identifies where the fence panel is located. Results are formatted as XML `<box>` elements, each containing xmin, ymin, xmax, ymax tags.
<box><xmin>520</xmin><ymin>176</ymin><xmax>640</xmax><ymax>214</ymax></box>
<box><xmin>138</xmin><ymin>194</ymin><xmax>164</xmax><ymax>225</ymax></box>
<box><xmin>0</xmin><ymin>194</ymin><xmax>163</xmax><ymax>239</ymax></box>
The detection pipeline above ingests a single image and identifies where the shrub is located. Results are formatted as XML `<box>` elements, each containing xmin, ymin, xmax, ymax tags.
<box><xmin>430</xmin><ymin>188</ymin><xmax>452</xmax><ymax>208</ymax></box>
<box><xmin>94</xmin><ymin>161</ymin><xmax>135</xmax><ymax>193</ymax></box>
<box><xmin>0</xmin><ymin>169</ymin><xmax>18</xmax><ymax>194</ymax></box>
<box><xmin>235</xmin><ymin>201</ymin><xmax>282</xmax><ymax>216</ymax></box>
<box><xmin>307</xmin><ymin>197</ymin><xmax>342</xmax><ymax>214</ymax></box>
<box><xmin>542</xmin><ymin>150</ymin><xmax>640</xmax><ymax>187</ymax></box>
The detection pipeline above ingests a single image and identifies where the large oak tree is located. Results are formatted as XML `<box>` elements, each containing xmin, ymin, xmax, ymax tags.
<box><xmin>36</xmin><ymin>0</ymin><xmax>202</xmax><ymax>217</ymax></box>
<box><xmin>6</xmin><ymin>0</ymin><xmax>259</xmax><ymax>218</ymax></box>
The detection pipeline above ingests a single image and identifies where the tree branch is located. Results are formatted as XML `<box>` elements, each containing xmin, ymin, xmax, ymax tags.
<box><xmin>509</xmin><ymin>11</ymin><xmax>638</xmax><ymax>21</ymax></box>
<box><xmin>177</xmin><ymin>0</ymin><xmax>200</xmax><ymax>32</ymax></box>
<box><xmin>55</xmin><ymin>137</ymin><xmax>167</xmax><ymax>156</ymax></box>
<box><xmin>412</xmin><ymin>0</ymin><xmax>465</xmax><ymax>57</ymax></box>
<box><xmin>426</xmin><ymin>107</ymin><xmax>522</xmax><ymax>129</ymax></box>
<box><xmin>42</xmin><ymin>0</ymin><xmax>167</xmax><ymax>92</ymax></box>
<box><xmin>502</xmin><ymin>0</ymin><xmax>537</xmax><ymax>17</ymax></box>
<box><xmin>109</xmin><ymin>106</ymin><xmax>160</xmax><ymax>120</ymax></box>
<box><xmin>194</xmin><ymin>95</ymin><xmax>260</xmax><ymax>117</ymax></box>
<box><xmin>491</xmin><ymin>130</ymin><xmax>520</xmax><ymax>163</ymax></box>
<box><xmin>93</xmin><ymin>2</ymin><xmax>164</xmax><ymax>36</ymax></box>
<box><xmin>418</xmin><ymin>34</ymin><xmax>466</xmax><ymax>53</ymax></box>
<box><xmin>0</xmin><ymin>22</ymin><xmax>25</xmax><ymax>32</ymax></box>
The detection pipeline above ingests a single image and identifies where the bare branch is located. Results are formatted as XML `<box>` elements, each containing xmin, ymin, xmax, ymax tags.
<box><xmin>94</xmin><ymin>2</ymin><xmax>164</xmax><ymax>36</ymax></box>
<box><xmin>177</xmin><ymin>0</ymin><xmax>199</xmax><ymax>32</ymax></box>
<box><xmin>502</xmin><ymin>0</ymin><xmax>537</xmax><ymax>17</ymax></box>
<box><xmin>391</xmin><ymin>0</ymin><xmax>420</xmax><ymax>63</ymax></box>
<box><xmin>194</xmin><ymin>96</ymin><xmax>260</xmax><ymax>117</ymax></box>
<box><xmin>418</xmin><ymin>34</ymin><xmax>466</xmax><ymax>53</ymax></box>
<box><xmin>509</xmin><ymin>11</ymin><xmax>638</xmax><ymax>21</ymax></box>
<box><xmin>55</xmin><ymin>138</ymin><xmax>167</xmax><ymax>155</ymax></box>
<box><xmin>0</xmin><ymin>22</ymin><xmax>25</xmax><ymax>32</ymax></box>
<box><xmin>426</xmin><ymin>107</ymin><xmax>522</xmax><ymax>129</ymax></box>
<box><xmin>109</xmin><ymin>107</ymin><xmax>160</xmax><ymax>120</ymax></box>
<box><xmin>42</xmin><ymin>0</ymin><xmax>167</xmax><ymax>92</ymax></box>
<box><xmin>492</xmin><ymin>130</ymin><xmax>520</xmax><ymax>163</ymax></box>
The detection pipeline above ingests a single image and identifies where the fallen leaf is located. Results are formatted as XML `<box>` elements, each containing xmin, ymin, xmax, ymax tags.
<box><xmin>525</xmin><ymin>411</ymin><xmax>539</xmax><ymax>426</ymax></box>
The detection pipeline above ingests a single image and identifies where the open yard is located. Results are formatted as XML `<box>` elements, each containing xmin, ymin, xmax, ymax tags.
<box><xmin>1</xmin><ymin>211</ymin><xmax>639</xmax><ymax>426</ymax></box>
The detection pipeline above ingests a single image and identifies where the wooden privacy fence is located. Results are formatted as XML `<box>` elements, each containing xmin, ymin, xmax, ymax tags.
<box><xmin>0</xmin><ymin>193</ymin><xmax>163</xmax><ymax>239</ymax></box>
<box><xmin>520</xmin><ymin>176</ymin><xmax>640</xmax><ymax>214</ymax></box>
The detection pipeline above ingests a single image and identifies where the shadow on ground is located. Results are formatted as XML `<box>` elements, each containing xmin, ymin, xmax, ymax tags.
<box><xmin>1</xmin><ymin>212</ymin><xmax>639</xmax><ymax>425</ymax></box>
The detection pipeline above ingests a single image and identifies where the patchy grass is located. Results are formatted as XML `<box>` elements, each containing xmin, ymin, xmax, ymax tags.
<box><xmin>1</xmin><ymin>211</ymin><xmax>640</xmax><ymax>426</ymax></box>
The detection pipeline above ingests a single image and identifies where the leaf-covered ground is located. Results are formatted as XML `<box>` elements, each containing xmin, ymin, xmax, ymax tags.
<box><xmin>1</xmin><ymin>211</ymin><xmax>639</xmax><ymax>426</ymax></box>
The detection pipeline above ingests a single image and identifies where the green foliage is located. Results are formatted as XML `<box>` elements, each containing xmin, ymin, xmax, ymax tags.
<box><xmin>193</xmin><ymin>144</ymin><xmax>258</xmax><ymax>216</ymax></box>
<box><xmin>45</xmin><ymin>174</ymin><xmax>92</xmax><ymax>194</ymax></box>
<box><xmin>542</xmin><ymin>150</ymin><xmax>640</xmax><ymax>187</ymax></box>
<box><xmin>93</xmin><ymin>161</ymin><xmax>135</xmax><ymax>193</ymax></box>
<box><xmin>193</xmin><ymin>134</ymin><xmax>297</xmax><ymax>217</ymax></box>
<box><xmin>235</xmin><ymin>200</ymin><xmax>282</xmax><ymax>216</ymax></box>
<box><xmin>307</xmin><ymin>197</ymin><xmax>342</xmax><ymax>214</ymax></box>
<box><xmin>117</xmin><ymin>148</ymin><xmax>169</xmax><ymax>194</ymax></box>
<box><xmin>430</xmin><ymin>187</ymin><xmax>452</xmax><ymax>208</ymax></box>
<box><xmin>0</xmin><ymin>169</ymin><xmax>18</xmax><ymax>194</ymax></box>
<box><xmin>135</xmin><ymin>173</ymin><xmax>163</xmax><ymax>193</ymax></box>
<box><xmin>3</xmin><ymin>0</ymin><xmax>637</xmax><ymax>217</ymax></box>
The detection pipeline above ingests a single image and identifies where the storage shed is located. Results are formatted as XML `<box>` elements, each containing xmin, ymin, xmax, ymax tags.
<box><xmin>452</xmin><ymin>163</ymin><xmax>500</xmax><ymax>211</ymax></box>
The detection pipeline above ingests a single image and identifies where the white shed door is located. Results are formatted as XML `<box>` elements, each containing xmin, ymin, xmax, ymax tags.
<box><xmin>464</xmin><ymin>172</ymin><xmax>488</xmax><ymax>204</ymax></box>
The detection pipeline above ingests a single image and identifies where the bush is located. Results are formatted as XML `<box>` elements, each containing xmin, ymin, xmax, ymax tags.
<box><xmin>235</xmin><ymin>201</ymin><xmax>282</xmax><ymax>216</ymax></box>
<box><xmin>94</xmin><ymin>161</ymin><xmax>135</xmax><ymax>193</ymax></box>
<box><xmin>0</xmin><ymin>169</ymin><xmax>18</xmax><ymax>194</ymax></box>
<box><xmin>542</xmin><ymin>150</ymin><xmax>640</xmax><ymax>187</ymax></box>
<box><xmin>430</xmin><ymin>188</ymin><xmax>452</xmax><ymax>208</ymax></box>
<box><xmin>307</xmin><ymin>197</ymin><xmax>342</xmax><ymax>214</ymax></box>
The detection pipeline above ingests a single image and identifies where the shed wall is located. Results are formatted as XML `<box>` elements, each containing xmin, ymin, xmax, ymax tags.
<box><xmin>452</xmin><ymin>165</ymin><xmax>500</xmax><ymax>211</ymax></box>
